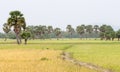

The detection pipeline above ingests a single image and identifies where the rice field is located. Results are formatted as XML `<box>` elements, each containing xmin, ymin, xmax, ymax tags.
<box><xmin>0</xmin><ymin>39</ymin><xmax>119</xmax><ymax>72</ymax></box>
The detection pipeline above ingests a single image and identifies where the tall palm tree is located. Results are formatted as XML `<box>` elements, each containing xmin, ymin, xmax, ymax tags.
<box><xmin>104</xmin><ymin>25</ymin><xmax>114</xmax><ymax>40</ymax></box>
<box><xmin>94</xmin><ymin>25</ymin><xmax>99</xmax><ymax>33</ymax></box>
<box><xmin>81</xmin><ymin>24</ymin><xmax>86</xmax><ymax>38</ymax></box>
<box><xmin>35</xmin><ymin>25</ymin><xmax>43</xmax><ymax>39</ymax></box>
<box><xmin>41</xmin><ymin>26</ymin><xmax>48</xmax><ymax>39</ymax></box>
<box><xmin>34</xmin><ymin>25</ymin><xmax>48</xmax><ymax>39</ymax></box>
<box><xmin>99</xmin><ymin>24</ymin><xmax>107</xmax><ymax>40</ymax></box>
<box><xmin>116</xmin><ymin>29</ymin><xmax>120</xmax><ymax>41</ymax></box>
<box><xmin>66</xmin><ymin>25</ymin><xmax>74</xmax><ymax>39</ymax></box>
<box><xmin>76</xmin><ymin>25</ymin><xmax>85</xmax><ymax>39</ymax></box>
<box><xmin>48</xmin><ymin>26</ymin><xmax>53</xmax><ymax>39</ymax></box>
<box><xmin>54</xmin><ymin>28</ymin><xmax>61</xmax><ymax>40</ymax></box>
<box><xmin>86</xmin><ymin>25</ymin><xmax>93</xmax><ymax>39</ymax></box>
<box><xmin>26</xmin><ymin>26</ymin><xmax>36</xmax><ymax>40</ymax></box>
<box><xmin>4</xmin><ymin>11</ymin><xmax>26</xmax><ymax>44</ymax></box>
<box><xmin>94</xmin><ymin>25</ymin><xmax>99</xmax><ymax>40</ymax></box>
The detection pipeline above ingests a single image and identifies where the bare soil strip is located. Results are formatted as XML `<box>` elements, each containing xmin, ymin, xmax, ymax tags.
<box><xmin>61</xmin><ymin>52</ymin><xmax>113</xmax><ymax>72</ymax></box>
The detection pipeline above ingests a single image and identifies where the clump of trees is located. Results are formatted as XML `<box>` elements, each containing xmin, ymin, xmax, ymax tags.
<box><xmin>99</xmin><ymin>24</ymin><xmax>116</xmax><ymax>40</ymax></box>
<box><xmin>21</xmin><ymin>31</ymin><xmax>31</xmax><ymax>44</ymax></box>
<box><xmin>3</xmin><ymin>10</ymin><xmax>30</xmax><ymax>44</ymax></box>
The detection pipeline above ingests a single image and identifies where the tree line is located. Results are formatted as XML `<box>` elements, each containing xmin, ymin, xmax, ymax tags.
<box><xmin>25</xmin><ymin>24</ymin><xmax>120</xmax><ymax>41</ymax></box>
<box><xmin>2</xmin><ymin>24</ymin><xmax>120</xmax><ymax>40</ymax></box>
<box><xmin>2</xmin><ymin>10</ymin><xmax>120</xmax><ymax>44</ymax></box>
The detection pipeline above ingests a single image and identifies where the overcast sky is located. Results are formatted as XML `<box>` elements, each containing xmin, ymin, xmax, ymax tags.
<box><xmin>0</xmin><ymin>0</ymin><xmax>120</xmax><ymax>32</ymax></box>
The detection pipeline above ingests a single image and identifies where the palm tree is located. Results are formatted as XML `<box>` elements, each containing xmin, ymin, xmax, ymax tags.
<box><xmin>34</xmin><ymin>25</ymin><xmax>42</xmax><ymax>38</ymax></box>
<box><xmin>104</xmin><ymin>25</ymin><xmax>114</xmax><ymax>40</ymax></box>
<box><xmin>48</xmin><ymin>26</ymin><xmax>53</xmax><ymax>39</ymax></box>
<box><xmin>41</xmin><ymin>26</ymin><xmax>48</xmax><ymax>39</ymax></box>
<box><xmin>4</xmin><ymin>11</ymin><xmax>26</xmax><ymax>44</ymax></box>
<box><xmin>26</xmin><ymin>26</ymin><xmax>36</xmax><ymax>40</ymax></box>
<box><xmin>76</xmin><ymin>25</ymin><xmax>85</xmax><ymax>39</ymax></box>
<box><xmin>34</xmin><ymin>25</ymin><xmax>48</xmax><ymax>39</ymax></box>
<box><xmin>66</xmin><ymin>25</ymin><xmax>74</xmax><ymax>39</ymax></box>
<box><xmin>99</xmin><ymin>25</ymin><xmax>115</xmax><ymax>40</ymax></box>
<box><xmin>94</xmin><ymin>25</ymin><xmax>99</xmax><ymax>40</ymax></box>
<box><xmin>81</xmin><ymin>24</ymin><xmax>86</xmax><ymax>38</ymax></box>
<box><xmin>94</xmin><ymin>25</ymin><xmax>99</xmax><ymax>33</ymax></box>
<box><xmin>99</xmin><ymin>24</ymin><xmax>106</xmax><ymax>40</ymax></box>
<box><xmin>86</xmin><ymin>25</ymin><xmax>93</xmax><ymax>39</ymax></box>
<box><xmin>54</xmin><ymin>28</ymin><xmax>61</xmax><ymax>40</ymax></box>
<box><xmin>116</xmin><ymin>29</ymin><xmax>120</xmax><ymax>41</ymax></box>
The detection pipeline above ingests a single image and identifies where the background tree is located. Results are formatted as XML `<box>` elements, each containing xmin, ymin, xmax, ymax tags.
<box><xmin>4</xmin><ymin>10</ymin><xmax>26</xmax><ymax>44</ymax></box>
<box><xmin>93</xmin><ymin>25</ymin><xmax>99</xmax><ymax>40</ymax></box>
<box><xmin>76</xmin><ymin>25</ymin><xmax>85</xmax><ymax>39</ymax></box>
<box><xmin>66</xmin><ymin>25</ymin><xmax>74</xmax><ymax>39</ymax></box>
<box><xmin>48</xmin><ymin>26</ymin><xmax>53</xmax><ymax>39</ymax></box>
<box><xmin>26</xmin><ymin>26</ymin><xmax>36</xmax><ymax>40</ymax></box>
<box><xmin>111</xmin><ymin>31</ymin><xmax>116</xmax><ymax>41</ymax></box>
<box><xmin>94</xmin><ymin>25</ymin><xmax>99</xmax><ymax>32</ymax></box>
<box><xmin>99</xmin><ymin>25</ymin><xmax>115</xmax><ymax>40</ymax></box>
<box><xmin>34</xmin><ymin>25</ymin><xmax>42</xmax><ymax>39</ymax></box>
<box><xmin>41</xmin><ymin>26</ymin><xmax>48</xmax><ymax>39</ymax></box>
<box><xmin>99</xmin><ymin>24</ymin><xmax>107</xmax><ymax>40</ymax></box>
<box><xmin>54</xmin><ymin>28</ymin><xmax>61</xmax><ymax>40</ymax></box>
<box><xmin>86</xmin><ymin>25</ymin><xmax>93</xmax><ymax>39</ymax></box>
<box><xmin>104</xmin><ymin>25</ymin><xmax>114</xmax><ymax>40</ymax></box>
<box><xmin>116</xmin><ymin>29</ymin><xmax>120</xmax><ymax>41</ymax></box>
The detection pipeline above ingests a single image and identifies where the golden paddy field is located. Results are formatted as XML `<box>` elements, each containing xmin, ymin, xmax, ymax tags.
<box><xmin>0</xmin><ymin>49</ymin><xmax>96</xmax><ymax>72</ymax></box>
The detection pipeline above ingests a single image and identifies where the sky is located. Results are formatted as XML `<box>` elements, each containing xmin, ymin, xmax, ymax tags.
<box><xmin>0</xmin><ymin>0</ymin><xmax>120</xmax><ymax>32</ymax></box>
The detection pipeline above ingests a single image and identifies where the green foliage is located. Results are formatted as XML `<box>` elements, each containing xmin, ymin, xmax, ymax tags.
<box><xmin>54</xmin><ymin>28</ymin><xmax>61</xmax><ymax>38</ymax></box>
<box><xmin>3</xmin><ymin>23</ymin><xmax>11</xmax><ymax>33</ymax></box>
<box><xmin>21</xmin><ymin>31</ymin><xmax>31</xmax><ymax>39</ymax></box>
<box><xmin>8</xmin><ymin>10</ymin><xmax>26</xmax><ymax>30</ymax></box>
<box><xmin>86</xmin><ymin>25</ymin><xmax>93</xmax><ymax>34</ymax></box>
<box><xmin>116</xmin><ymin>29</ymin><xmax>120</xmax><ymax>36</ymax></box>
<box><xmin>76</xmin><ymin>25</ymin><xmax>85</xmax><ymax>35</ymax></box>
<box><xmin>2</xmin><ymin>24</ymin><xmax>120</xmax><ymax>40</ymax></box>
<box><xmin>48</xmin><ymin>26</ymin><xmax>53</xmax><ymax>33</ymax></box>
<box><xmin>66</xmin><ymin>25</ymin><xmax>75</xmax><ymax>38</ymax></box>
<box><xmin>93</xmin><ymin>25</ymin><xmax>99</xmax><ymax>34</ymax></box>
<box><xmin>99</xmin><ymin>25</ymin><xmax>115</xmax><ymax>40</ymax></box>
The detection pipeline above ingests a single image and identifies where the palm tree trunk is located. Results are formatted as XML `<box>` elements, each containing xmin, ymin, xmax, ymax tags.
<box><xmin>4</xmin><ymin>34</ymin><xmax>7</xmax><ymax>41</ymax></box>
<box><xmin>25</xmin><ymin>39</ymin><xmax>27</xmax><ymax>44</ymax></box>
<box><xmin>70</xmin><ymin>32</ymin><xmax>72</xmax><ymax>39</ymax></box>
<box><xmin>19</xmin><ymin>35</ymin><xmax>22</xmax><ymax>43</ymax></box>
<box><xmin>57</xmin><ymin>36</ymin><xmax>59</xmax><ymax>40</ymax></box>
<box><xmin>16</xmin><ymin>33</ymin><xmax>20</xmax><ymax>44</ymax></box>
<box><xmin>14</xmin><ymin>26</ymin><xmax>22</xmax><ymax>44</ymax></box>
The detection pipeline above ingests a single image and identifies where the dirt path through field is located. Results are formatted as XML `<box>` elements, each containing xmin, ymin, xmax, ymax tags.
<box><xmin>61</xmin><ymin>52</ymin><xmax>113</xmax><ymax>72</ymax></box>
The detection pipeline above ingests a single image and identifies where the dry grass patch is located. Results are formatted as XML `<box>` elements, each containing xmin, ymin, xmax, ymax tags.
<box><xmin>0</xmin><ymin>49</ymin><xmax>96</xmax><ymax>72</ymax></box>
